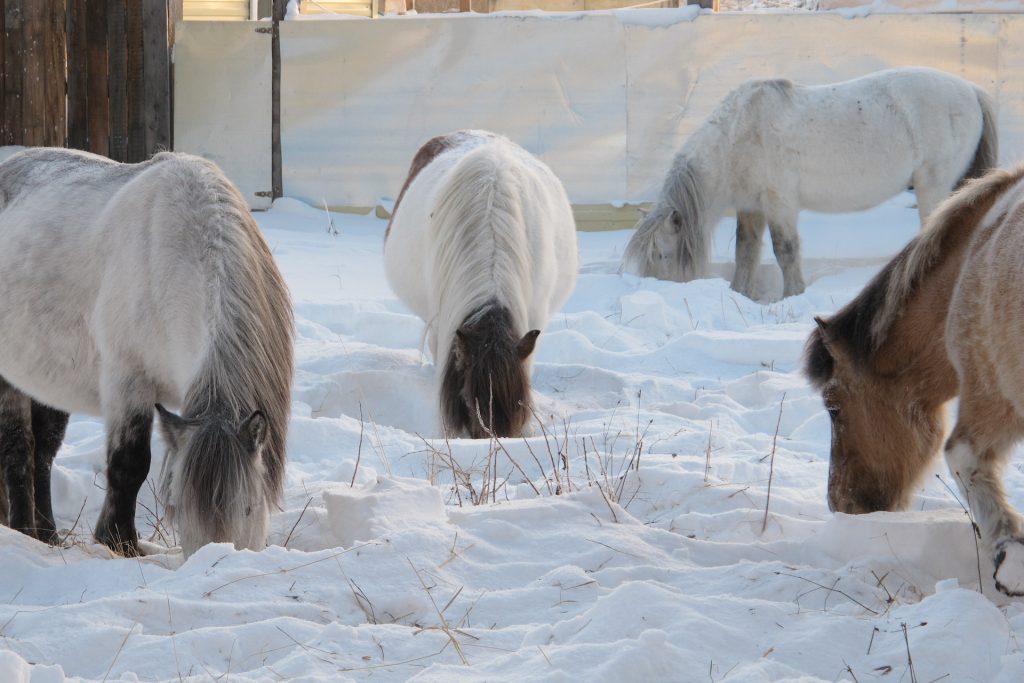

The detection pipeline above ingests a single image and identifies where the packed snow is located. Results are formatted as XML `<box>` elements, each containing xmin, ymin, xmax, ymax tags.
<box><xmin>3</xmin><ymin>192</ymin><xmax>1024</xmax><ymax>682</ymax></box>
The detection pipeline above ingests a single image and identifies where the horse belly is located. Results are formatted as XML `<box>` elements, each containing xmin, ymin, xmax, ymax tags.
<box><xmin>0</xmin><ymin>222</ymin><xmax>104</xmax><ymax>413</ymax></box>
<box><xmin>0</xmin><ymin>309</ymin><xmax>103</xmax><ymax>414</ymax></box>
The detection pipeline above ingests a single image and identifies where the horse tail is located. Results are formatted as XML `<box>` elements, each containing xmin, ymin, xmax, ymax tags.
<box><xmin>959</xmin><ymin>87</ymin><xmax>999</xmax><ymax>186</ymax></box>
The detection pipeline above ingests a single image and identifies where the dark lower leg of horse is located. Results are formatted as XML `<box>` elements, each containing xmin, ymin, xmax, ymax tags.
<box><xmin>730</xmin><ymin>212</ymin><xmax>766</xmax><ymax>298</ymax></box>
<box><xmin>0</xmin><ymin>388</ymin><xmax>39</xmax><ymax>539</ymax></box>
<box><xmin>768</xmin><ymin>225</ymin><xmax>805</xmax><ymax>298</ymax></box>
<box><xmin>95</xmin><ymin>412</ymin><xmax>153</xmax><ymax>556</ymax></box>
<box><xmin>30</xmin><ymin>403</ymin><xmax>69</xmax><ymax>543</ymax></box>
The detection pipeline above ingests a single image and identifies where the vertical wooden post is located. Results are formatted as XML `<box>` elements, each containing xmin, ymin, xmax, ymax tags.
<box><xmin>45</xmin><ymin>1</ymin><xmax>67</xmax><ymax>147</ymax></box>
<box><xmin>0</xmin><ymin>3</ymin><xmax>12</xmax><ymax>146</ymax></box>
<box><xmin>67</xmin><ymin>0</ymin><xmax>89</xmax><ymax>150</ymax></box>
<box><xmin>108</xmin><ymin>0</ymin><xmax>127</xmax><ymax>161</ymax></box>
<box><xmin>167</xmin><ymin>0</ymin><xmax>183</xmax><ymax>151</ymax></box>
<box><xmin>126</xmin><ymin>2</ymin><xmax>146</xmax><ymax>162</ymax></box>
<box><xmin>86</xmin><ymin>1</ymin><xmax>109</xmax><ymax>156</ymax></box>
<box><xmin>272</xmin><ymin>0</ymin><xmax>285</xmax><ymax>199</ymax></box>
<box><xmin>21</xmin><ymin>2</ymin><xmax>46</xmax><ymax>146</ymax></box>
<box><xmin>141</xmin><ymin>0</ymin><xmax>173</xmax><ymax>155</ymax></box>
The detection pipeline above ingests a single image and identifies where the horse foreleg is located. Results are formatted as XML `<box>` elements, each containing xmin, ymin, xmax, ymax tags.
<box><xmin>95</xmin><ymin>411</ymin><xmax>153</xmax><ymax>556</ymax></box>
<box><xmin>768</xmin><ymin>222</ymin><xmax>806</xmax><ymax>298</ymax></box>
<box><xmin>944</xmin><ymin>405</ymin><xmax>1024</xmax><ymax>595</ymax></box>
<box><xmin>30</xmin><ymin>402</ymin><xmax>69</xmax><ymax>543</ymax></box>
<box><xmin>0</xmin><ymin>380</ymin><xmax>37</xmax><ymax>539</ymax></box>
<box><xmin>730</xmin><ymin>212</ymin><xmax>766</xmax><ymax>299</ymax></box>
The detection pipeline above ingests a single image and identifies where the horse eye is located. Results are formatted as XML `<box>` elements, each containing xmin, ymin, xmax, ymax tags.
<box><xmin>826</xmin><ymin>407</ymin><xmax>839</xmax><ymax>420</ymax></box>
<box><xmin>245</xmin><ymin>506</ymin><xmax>252</xmax><ymax>517</ymax></box>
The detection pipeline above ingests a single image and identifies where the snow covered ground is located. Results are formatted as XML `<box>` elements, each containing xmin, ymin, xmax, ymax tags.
<box><xmin>4</xmin><ymin>193</ymin><xmax>1024</xmax><ymax>682</ymax></box>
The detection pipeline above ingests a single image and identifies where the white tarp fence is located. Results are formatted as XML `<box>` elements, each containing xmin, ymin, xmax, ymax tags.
<box><xmin>175</xmin><ymin>11</ymin><xmax>1024</xmax><ymax>211</ymax></box>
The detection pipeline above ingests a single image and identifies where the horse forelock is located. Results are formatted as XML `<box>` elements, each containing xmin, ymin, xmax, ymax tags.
<box><xmin>622</xmin><ymin>208</ymin><xmax>668</xmax><ymax>276</ymax></box>
<box><xmin>441</xmin><ymin>303</ymin><xmax>531</xmax><ymax>438</ymax></box>
<box><xmin>824</xmin><ymin>166</ymin><xmax>1024</xmax><ymax>372</ymax></box>
<box><xmin>169</xmin><ymin>418</ymin><xmax>270</xmax><ymax>551</ymax></box>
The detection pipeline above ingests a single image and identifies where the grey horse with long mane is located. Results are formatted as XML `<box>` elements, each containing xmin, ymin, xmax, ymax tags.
<box><xmin>623</xmin><ymin>67</ymin><xmax>998</xmax><ymax>299</ymax></box>
<box><xmin>0</xmin><ymin>148</ymin><xmax>293</xmax><ymax>557</ymax></box>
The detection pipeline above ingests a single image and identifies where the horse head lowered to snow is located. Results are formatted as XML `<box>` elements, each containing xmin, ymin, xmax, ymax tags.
<box><xmin>805</xmin><ymin>165</ymin><xmax>1024</xmax><ymax>595</ymax></box>
<box><xmin>0</xmin><ymin>148</ymin><xmax>293</xmax><ymax>557</ymax></box>
<box><xmin>384</xmin><ymin>130</ymin><xmax>578</xmax><ymax>439</ymax></box>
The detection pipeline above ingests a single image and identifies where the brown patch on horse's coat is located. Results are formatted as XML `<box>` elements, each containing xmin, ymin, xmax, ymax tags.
<box><xmin>805</xmin><ymin>166</ymin><xmax>1024</xmax><ymax>515</ymax></box>
<box><xmin>440</xmin><ymin>300</ymin><xmax>536</xmax><ymax>439</ymax></box>
<box><xmin>385</xmin><ymin>135</ymin><xmax>459</xmax><ymax>241</ymax></box>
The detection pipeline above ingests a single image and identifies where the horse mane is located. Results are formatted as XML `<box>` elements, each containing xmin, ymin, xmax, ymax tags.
<box><xmin>621</xmin><ymin>154</ymin><xmax>710</xmax><ymax>279</ymax></box>
<box><xmin>805</xmin><ymin>166</ymin><xmax>1024</xmax><ymax>388</ymax></box>
<box><xmin>429</xmin><ymin>140</ymin><xmax>531</xmax><ymax>358</ymax></box>
<box><xmin>162</xmin><ymin>156</ymin><xmax>294</xmax><ymax>510</ymax></box>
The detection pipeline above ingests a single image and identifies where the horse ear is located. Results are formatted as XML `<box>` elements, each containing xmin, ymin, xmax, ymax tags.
<box><xmin>813</xmin><ymin>316</ymin><xmax>836</xmax><ymax>353</ymax></box>
<box><xmin>637</xmin><ymin>206</ymin><xmax>651</xmax><ymax>218</ymax></box>
<box><xmin>518</xmin><ymin>329</ymin><xmax>540</xmax><ymax>360</ymax></box>
<box><xmin>669</xmin><ymin>209</ymin><xmax>683</xmax><ymax>233</ymax></box>
<box><xmin>454</xmin><ymin>328</ymin><xmax>471</xmax><ymax>367</ymax></box>
<box><xmin>238</xmin><ymin>410</ymin><xmax>268</xmax><ymax>454</ymax></box>
<box><xmin>155</xmin><ymin>404</ymin><xmax>188</xmax><ymax>451</ymax></box>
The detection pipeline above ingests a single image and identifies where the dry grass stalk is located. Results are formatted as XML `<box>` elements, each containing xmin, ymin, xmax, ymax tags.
<box><xmin>761</xmin><ymin>393</ymin><xmax>786</xmax><ymax>534</ymax></box>
<box><xmin>406</xmin><ymin>558</ymin><xmax>470</xmax><ymax>665</ymax></box>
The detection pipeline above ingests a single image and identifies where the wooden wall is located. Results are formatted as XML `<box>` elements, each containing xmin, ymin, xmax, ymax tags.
<box><xmin>0</xmin><ymin>0</ymin><xmax>183</xmax><ymax>161</ymax></box>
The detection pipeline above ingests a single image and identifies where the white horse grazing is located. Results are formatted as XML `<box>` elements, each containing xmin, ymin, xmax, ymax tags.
<box><xmin>384</xmin><ymin>131</ymin><xmax>578</xmax><ymax>438</ymax></box>
<box><xmin>622</xmin><ymin>67</ymin><xmax>998</xmax><ymax>299</ymax></box>
<box><xmin>0</xmin><ymin>148</ymin><xmax>293</xmax><ymax>557</ymax></box>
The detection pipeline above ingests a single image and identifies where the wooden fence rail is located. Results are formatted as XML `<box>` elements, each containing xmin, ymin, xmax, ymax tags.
<box><xmin>0</xmin><ymin>0</ymin><xmax>182</xmax><ymax>161</ymax></box>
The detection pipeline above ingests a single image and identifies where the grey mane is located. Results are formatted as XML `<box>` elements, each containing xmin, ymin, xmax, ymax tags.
<box><xmin>158</xmin><ymin>158</ymin><xmax>294</xmax><ymax>522</ymax></box>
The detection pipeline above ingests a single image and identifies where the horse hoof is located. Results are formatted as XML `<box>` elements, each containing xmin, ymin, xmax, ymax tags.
<box><xmin>994</xmin><ymin>539</ymin><xmax>1024</xmax><ymax>596</ymax></box>
<box><xmin>95</xmin><ymin>529</ymin><xmax>141</xmax><ymax>557</ymax></box>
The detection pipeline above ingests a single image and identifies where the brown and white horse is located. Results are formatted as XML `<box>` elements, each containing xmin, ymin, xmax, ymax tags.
<box><xmin>384</xmin><ymin>130</ymin><xmax>578</xmax><ymax>438</ymax></box>
<box><xmin>805</xmin><ymin>165</ymin><xmax>1024</xmax><ymax>595</ymax></box>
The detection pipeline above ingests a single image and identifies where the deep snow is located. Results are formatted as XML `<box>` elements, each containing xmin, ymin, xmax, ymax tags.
<box><xmin>3</xmin><ymin>193</ymin><xmax>1024</xmax><ymax>682</ymax></box>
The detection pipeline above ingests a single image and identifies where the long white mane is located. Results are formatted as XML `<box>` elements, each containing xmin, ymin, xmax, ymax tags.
<box><xmin>430</xmin><ymin>142</ymin><xmax>534</xmax><ymax>357</ymax></box>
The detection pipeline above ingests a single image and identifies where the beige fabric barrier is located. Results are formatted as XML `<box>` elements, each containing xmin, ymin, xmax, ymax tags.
<box><xmin>175</xmin><ymin>12</ymin><xmax>1024</xmax><ymax>212</ymax></box>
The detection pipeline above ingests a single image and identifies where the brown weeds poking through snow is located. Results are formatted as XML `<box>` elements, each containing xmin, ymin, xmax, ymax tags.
<box><xmin>415</xmin><ymin>393</ymin><xmax>654</xmax><ymax>517</ymax></box>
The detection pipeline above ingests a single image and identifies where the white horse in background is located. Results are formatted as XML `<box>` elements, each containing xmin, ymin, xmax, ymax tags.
<box><xmin>384</xmin><ymin>130</ymin><xmax>578</xmax><ymax>438</ymax></box>
<box><xmin>0</xmin><ymin>148</ymin><xmax>293</xmax><ymax>557</ymax></box>
<box><xmin>622</xmin><ymin>67</ymin><xmax>998</xmax><ymax>299</ymax></box>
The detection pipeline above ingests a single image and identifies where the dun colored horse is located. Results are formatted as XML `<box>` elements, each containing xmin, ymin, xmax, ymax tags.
<box><xmin>805</xmin><ymin>165</ymin><xmax>1024</xmax><ymax>595</ymax></box>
